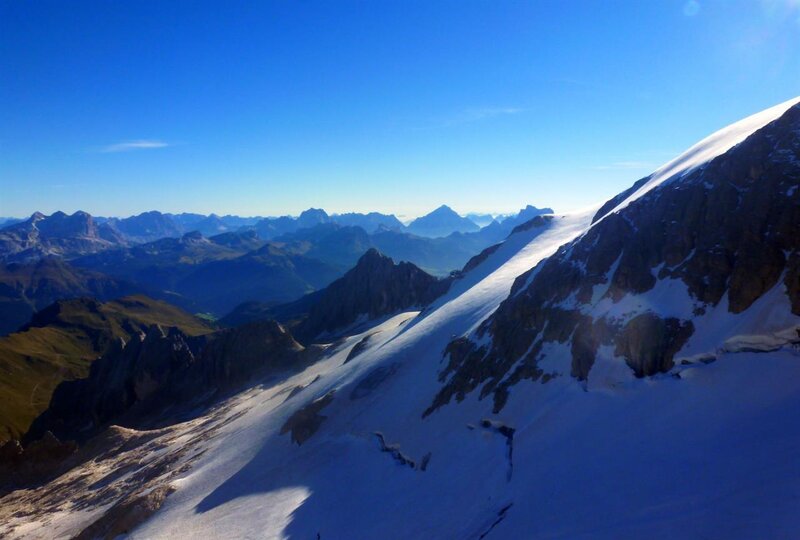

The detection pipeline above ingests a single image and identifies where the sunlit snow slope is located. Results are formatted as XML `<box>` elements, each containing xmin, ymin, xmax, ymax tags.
<box><xmin>606</xmin><ymin>95</ymin><xmax>800</xmax><ymax>217</ymax></box>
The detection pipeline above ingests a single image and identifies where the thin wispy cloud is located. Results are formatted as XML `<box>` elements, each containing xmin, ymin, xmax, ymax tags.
<box><xmin>100</xmin><ymin>140</ymin><xmax>171</xmax><ymax>153</ymax></box>
<box><xmin>450</xmin><ymin>107</ymin><xmax>525</xmax><ymax>125</ymax></box>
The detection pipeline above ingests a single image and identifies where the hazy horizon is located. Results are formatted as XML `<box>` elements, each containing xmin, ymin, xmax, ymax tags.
<box><xmin>0</xmin><ymin>203</ymin><xmax>553</xmax><ymax>224</ymax></box>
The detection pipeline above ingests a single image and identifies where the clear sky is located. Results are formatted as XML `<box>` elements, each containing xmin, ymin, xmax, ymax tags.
<box><xmin>1</xmin><ymin>1</ymin><xmax>799</xmax><ymax>219</ymax></box>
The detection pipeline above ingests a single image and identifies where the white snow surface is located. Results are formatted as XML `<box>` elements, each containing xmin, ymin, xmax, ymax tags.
<box><xmin>6</xmin><ymin>98</ymin><xmax>800</xmax><ymax>539</ymax></box>
<box><xmin>126</xmin><ymin>207</ymin><xmax>599</xmax><ymax>539</ymax></box>
<box><xmin>605</xmin><ymin>95</ymin><xmax>800</xmax><ymax>218</ymax></box>
<box><xmin>129</xmin><ymin>206</ymin><xmax>800</xmax><ymax>538</ymax></box>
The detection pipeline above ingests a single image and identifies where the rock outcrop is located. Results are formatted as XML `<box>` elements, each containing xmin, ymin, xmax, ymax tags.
<box><xmin>280</xmin><ymin>391</ymin><xmax>335</xmax><ymax>445</ymax></box>
<box><xmin>25</xmin><ymin>319</ymin><xmax>312</xmax><ymax>444</ymax></box>
<box><xmin>0</xmin><ymin>295</ymin><xmax>213</xmax><ymax>443</ymax></box>
<box><xmin>428</xmin><ymin>101</ymin><xmax>800</xmax><ymax>415</ymax></box>
<box><xmin>0</xmin><ymin>431</ymin><xmax>77</xmax><ymax>491</ymax></box>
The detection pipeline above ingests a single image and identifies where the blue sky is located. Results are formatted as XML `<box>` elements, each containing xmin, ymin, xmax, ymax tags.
<box><xmin>1</xmin><ymin>1</ymin><xmax>799</xmax><ymax>219</ymax></box>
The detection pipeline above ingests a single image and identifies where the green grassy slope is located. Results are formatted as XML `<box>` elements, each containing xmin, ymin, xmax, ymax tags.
<box><xmin>0</xmin><ymin>295</ymin><xmax>213</xmax><ymax>441</ymax></box>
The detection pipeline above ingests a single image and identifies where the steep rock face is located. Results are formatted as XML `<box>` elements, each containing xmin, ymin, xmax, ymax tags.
<box><xmin>25</xmin><ymin>326</ymin><xmax>199</xmax><ymax>443</ymax></box>
<box><xmin>296</xmin><ymin>208</ymin><xmax>331</xmax><ymax>229</ymax></box>
<box><xmin>25</xmin><ymin>320</ymin><xmax>309</xmax><ymax>443</ymax></box>
<box><xmin>193</xmin><ymin>319</ymin><xmax>305</xmax><ymax>385</ymax></box>
<box><xmin>0</xmin><ymin>295</ymin><xmax>213</xmax><ymax>442</ymax></box>
<box><xmin>295</xmin><ymin>249</ymin><xmax>450</xmax><ymax>342</ymax></box>
<box><xmin>613</xmin><ymin>314</ymin><xmax>695</xmax><ymax>377</ymax></box>
<box><xmin>429</xmin><ymin>102</ymin><xmax>800</xmax><ymax>415</ymax></box>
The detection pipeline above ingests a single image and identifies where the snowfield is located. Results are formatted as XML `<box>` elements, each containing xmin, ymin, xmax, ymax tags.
<box><xmin>3</xmin><ymin>97</ymin><xmax>800</xmax><ymax>539</ymax></box>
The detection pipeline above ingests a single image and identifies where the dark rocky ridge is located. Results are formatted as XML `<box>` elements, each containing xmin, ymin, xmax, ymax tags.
<box><xmin>294</xmin><ymin>249</ymin><xmax>451</xmax><ymax>342</ymax></box>
<box><xmin>0</xmin><ymin>295</ymin><xmax>213</xmax><ymax>442</ymax></box>
<box><xmin>428</xmin><ymin>102</ymin><xmax>800</xmax><ymax>415</ymax></box>
<box><xmin>25</xmin><ymin>319</ymin><xmax>314</xmax><ymax>444</ymax></box>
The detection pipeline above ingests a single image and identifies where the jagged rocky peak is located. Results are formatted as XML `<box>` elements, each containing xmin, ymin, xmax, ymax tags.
<box><xmin>295</xmin><ymin>248</ymin><xmax>450</xmax><ymax>342</ymax></box>
<box><xmin>18</xmin><ymin>210</ymin><xmax>98</xmax><ymax>239</ymax></box>
<box><xmin>357</xmin><ymin>246</ymin><xmax>391</xmax><ymax>265</ymax></box>
<box><xmin>428</xmin><ymin>98</ymin><xmax>800</xmax><ymax>415</ymax></box>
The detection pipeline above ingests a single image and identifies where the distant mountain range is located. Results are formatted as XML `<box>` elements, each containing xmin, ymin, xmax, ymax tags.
<box><xmin>0</xmin><ymin>205</ymin><xmax>552</xmax><ymax>323</ymax></box>
<box><xmin>0</xmin><ymin>211</ymin><xmax>124</xmax><ymax>261</ymax></box>
<box><xmin>1</xmin><ymin>205</ymin><xmax>552</xmax><ymax>256</ymax></box>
